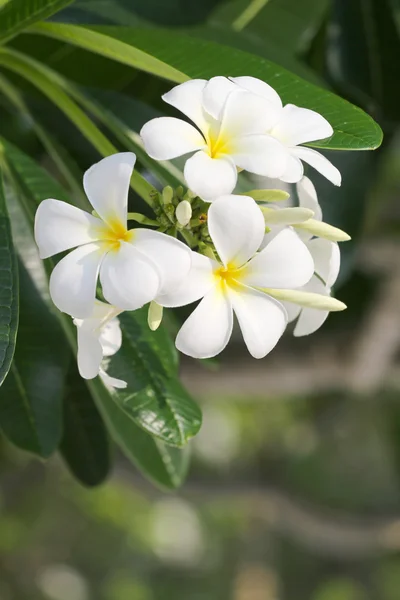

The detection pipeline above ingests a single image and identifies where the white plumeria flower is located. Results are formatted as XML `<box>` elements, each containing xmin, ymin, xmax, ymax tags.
<box><xmin>265</xmin><ymin>177</ymin><xmax>341</xmax><ymax>336</ymax></box>
<box><xmin>228</xmin><ymin>76</ymin><xmax>341</xmax><ymax>186</ymax></box>
<box><xmin>73</xmin><ymin>300</ymin><xmax>126</xmax><ymax>388</ymax></box>
<box><xmin>140</xmin><ymin>78</ymin><xmax>288</xmax><ymax>201</ymax></box>
<box><xmin>34</xmin><ymin>153</ymin><xmax>191</xmax><ymax>318</ymax></box>
<box><xmin>157</xmin><ymin>194</ymin><xmax>314</xmax><ymax>359</ymax></box>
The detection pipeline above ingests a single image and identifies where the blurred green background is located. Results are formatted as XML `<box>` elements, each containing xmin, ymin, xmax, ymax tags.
<box><xmin>1</xmin><ymin>0</ymin><xmax>400</xmax><ymax>599</ymax></box>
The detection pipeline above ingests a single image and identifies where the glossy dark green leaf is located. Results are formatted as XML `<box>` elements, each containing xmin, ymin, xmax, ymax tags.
<box><xmin>0</xmin><ymin>0</ymin><xmax>75</xmax><ymax>43</ymax></box>
<box><xmin>33</xmin><ymin>22</ymin><xmax>383</xmax><ymax>150</ymax></box>
<box><xmin>327</xmin><ymin>0</ymin><xmax>400</xmax><ymax>123</ymax></box>
<box><xmin>87</xmin><ymin>376</ymin><xmax>190</xmax><ymax>489</ymax></box>
<box><xmin>105</xmin><ymin>309</ymin><xmax>201</xmax><ymax>447</ymax></box>
<box><xmin>0</xmin><ymin>181</ymin><xmax>68</xmax><ymax>457</ymax></box>
<box><xmin>0</xmin><ymin>170</ymin><xmax>18</xmax><ymax>387</ymax></box>
<box><xmin>60</xmin><ymin>363</ymin><xmax>111</xmax><ymax>487</ymax></box>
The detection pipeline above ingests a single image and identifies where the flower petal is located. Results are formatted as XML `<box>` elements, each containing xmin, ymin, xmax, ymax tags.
<box><xmin>99</xmin><ymin>317</ymin><xmax>122</xmax><ymax>357</ymax></box>
<box><xmin>34</xmin><ymin>199</ymin><xmax>103</xmax><ymax>259</ymax></box>
<box><xmin>100</xmin><ymin>241</ymin><xmax>161</xmax><ymax>310</ymax></box>
<box><xmin>220</xmin><ymin>89</ymin><xmax>279</xmax><ymax>136</ymax></box>
<box><xmin>140</xmin><ymin>117</ymin><xmax>205</xmax><ymax>160</ymax></box>
<box><xmin>241</xmin><ymin>228</ymin><xmax>314</xmax><ymax>289</ymax></box>
<box><xmin>99</xmin><ymin>368</ymin><xmax>127</xmax><ymax>389</ymax></box>
<box><xmin>292</xmin><ymin>277</ymin><xmax>330</xmax><ymax>337</ymax></box>
<box><xmin>294</xmin><ymin>307</ymin><xmax>329</xmax><ymax>336</ymax></box>
<box><xmin>229</xmin><ymin>134</ymin><xmax>287</xmax><ymax>177</ymax></box>
<box><xmin>184</xmin><ymin>151</ymin><xmax>237</xmax><ymax>200</ymax></box>
<box><xmin>208</xmin><ymin>194</ymin><xmax>265</xmax><ymax>268</ymax></box>
<box><xmin>76</xmin><ymin>326</ymin><xmax>103</xmax><ymax>379</ymax></box>
<box><xmin>280</xmin><ymin>152</ymin><xmax>304</xmax><ymax>184</ymax></box>
<box><xmin>162</xmin><ymin>79</ymin><xmax>209</xmax><ymax>132</ymax></box>
<box><xmin>228</xmin><ymin>284</ymin><xmax>287</xmax><ymax>359</ymax></box>
<box><xmin>157</xmin><ymin>252</ymin><xmax>217</xmax><ymax>308</ymax></box>
<box><xmin>176</xmin><ymin>285</ymin><xmax>233</xmax><ymax>358</ymax></box>
<box><xmin>271</xmin><ymin>104</ymin><xmax>333</xmax><ymax>146</ymax></box>
<box><xmin>296</xmin><ymin>176</ymin><xmax>322</xmax><ymax>221</ymax></box>
<box><xmin>291</xmin><ymin>147</ymin><xmax>342</xmax><ymax>186</ymax></box>
<box><xmin>230</xmin><ymin>76</ymin><xmax>282</xmax><ymax>110</ymax></box>
<box><xmin>50</xmin><ymin>242</ymin><xmax>107</xmax><ymax>318</ymax></box>
<box><xmin>307</xmin><ymin>238</ymin><xmax>340</xmax><ymax>287</ymax></box>
<box><xmin>83</xmin><ymin>153</ymin><xmax>136</xmax><ymax>229</ymax></box>
<box><xmin>202</xmin><ymin>76</ymin><xmax>237</xmax><ymax>120</ymax></box>
<box><xmin>132</xmin><ymin>229</ymin><xmax>192</xmax><ymax>295</ymax></box>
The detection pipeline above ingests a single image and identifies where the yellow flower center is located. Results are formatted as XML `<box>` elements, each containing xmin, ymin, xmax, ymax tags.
<box><xmin>214</xmin><ymin>264</ymin><xmax>243</xmax><ymax>289</ymax></box>
<box><xmin>96</xmin><ymin>216</ymin><xmax>134</xmax><ymax>251</ymax></box>
<box><xmin>206</xmin><ymin>130</ymin><xmax>231</xmax><ymax>159</ymax></box>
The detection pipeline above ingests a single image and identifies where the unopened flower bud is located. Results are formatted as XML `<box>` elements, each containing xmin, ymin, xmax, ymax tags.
<box><xmin>148</xmin><ymin>301</ymin><xmax>163</xmax><ymax>331</ymax></box>
<box><xmin>175</xmin><ymin>200</ymin><xmax>192</xmax><ymax>227</ymax></box>
<box><xmin>162</xmin><ymin>186</ymin><xmax>173</xmax><ymax>205</ymax></box>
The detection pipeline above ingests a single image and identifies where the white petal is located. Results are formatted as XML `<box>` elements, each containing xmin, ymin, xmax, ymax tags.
<box><xmin>271</xmin><ymin>104</ymin><xmax>333</xmax><ymax>146</ymax></box>
<box><xmin>50</xmin><ymin>242</ymin><xmax>107</xmax><ymax>318</ymax></box>
<box><xmin>202</xmin><ymin>76</ymin><xmax>237</xmax><ymax>120</ymax></box>
<box><xmin>208</xmin><ymin>194</ymin><xmax>265</xmax><ymax>268</ymax></box>
<box><xmin>220</xmin><ymin>89</ymin><xmax>280</xmax><ymax>137</ymax></box>
<box><xmin>292</xmin><ymin>277</ymin><xmax>330</xmax><ymax>337</ymax></box>
<box><xmin>176</xmin><ymin>285</ymin><xmax>233</xmax><ymax>358</ymax></box>
<box><xmin>280</xmin><ymin>152</ymin><xmax>304</xmax><ymax>183</ymax></box>
<box><xmin>291</xmin><ymin>147</ymin><xmax>342</xmax><ymax>186</ymax></box>
<box><xmin>100</xmin><ymin>242</ymin><xmax>161</xmax><ymax>310</ymax></box>
<box><xmin>229</xmin><ymin>134</ymin><xmax>287</xmax><ymax>177</ymax></box>
<box><xmin>294</xmin><ymin>307</ymin><xmax>329</xmax><ymax>336</ymax></box>
<box><xmin>184</xmin><ymin>151</ymin><xmax>237</xmax><ymax>200</ymax></box>
<box><xmin>83</xmin><ymin>152</ymin><xmax>136</xmax><ymax>228</ymax></box>
<box><xmin>76</xmin><ymin>326</ymin><xmax>103</xmax><ymax>379</ymax></box>
<box><xmin>157</xmin><ymin>252</ymin><xmax>217</xmax><ymax>308</ymax></box>
<box><xmin>35</xmin><ymin>199</ymin><xmax>103</xmax><ymax>259</ymax></box>
<box><xmin>99</xmin><ymin>368</ymin><xmax>127</xmax><ymax>389</ymax></box>
<box><xmin>99</xmin><ymin>317</ymin><xmax>122</xmax><ymax>357</ymax></box>
<box><xmin>140</xmin><ymin>117</ymin><xmax>205</xmax><ymax>160</ymax></box>
<box><xmin>307</xmin><ymin>238</ymin><xmax>340</xmax><ymax>287</ymax></box>
<box><xmin>230</xmin><ymin>76</ymin><xmax>282</xmax><ymax>110</ymax></box>
<box><xmin>296</xmin><ymin>176</ymin><xmax>322</xmax><ymax>221</ymax></box>
<box><xmin>284</xmin><ymin>300</ymin><xmax>301</xmax><ymax>323</ymax></box>
<box><xmin>162</xmin><ymin>79</ymin><xmax>209</xmax><ymax>132</ymax></box>
<box><xmin>229</xmin><ymin>284</ymin><xmax>287</xmax><ymax>359</ymax></box>
<box><xmin>241</xmin><ymin>228</ymin><xmax>314</xmax><ymax>289</ymax></box>
<box><xmin>132</xmin><ymin>229</ymin><xmax>192</xmax><ymax>295</ymax></box>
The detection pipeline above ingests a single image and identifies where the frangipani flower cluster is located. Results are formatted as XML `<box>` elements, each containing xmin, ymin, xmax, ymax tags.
<box><xmin>34</xmin><ymin>74</ymin><xmax>350</xmax><ymax>388</ymax></box>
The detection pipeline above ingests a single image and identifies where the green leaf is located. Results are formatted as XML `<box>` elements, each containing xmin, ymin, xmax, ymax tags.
<box><xmin>86</xmin><ymin>376</ymin><xmax>190</xmax><ymax>489</ymax></box>
<box><xmin>104</xmin><ymin>309</ymin><xmax>201</xmax><ymax>447</ymax></box>
<box><xmin>0</xmin><ymin>260</ymin><xmax>67</xmax><ymax>457</ymax></box>
<box><xmin>31</xmin><ymin>22</ymin><xmax>383</xmax><ymax>150</ymax></box>
<box><xmin>0</xmin><ymin>179</ymin><xmax>68</xmax><ymax>457</ymax></box>
<box><xmin>0</xmin><ymin>0</ymin><xmax>75</xmax><ymax>43</ymax></box>
<box><xmin>60</xmin><ymin>363</ymin><xmax>111</xmax><ymax>487</ymax></box>
<box><xmin>0</xmin><ymin>169</ymin><xmax>18</xmax><ymax>387</ymax></box>
<box><xmin>30</xmin><ymin>21</ymin><xmax>187</xmax><ymax>83</ymax></box>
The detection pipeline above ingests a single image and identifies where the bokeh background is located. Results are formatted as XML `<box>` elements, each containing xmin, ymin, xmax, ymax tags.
<box><xmin>1</xmin><ymin>0</ymin><xmax>400</xmax><ymax>599</ymax></box>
